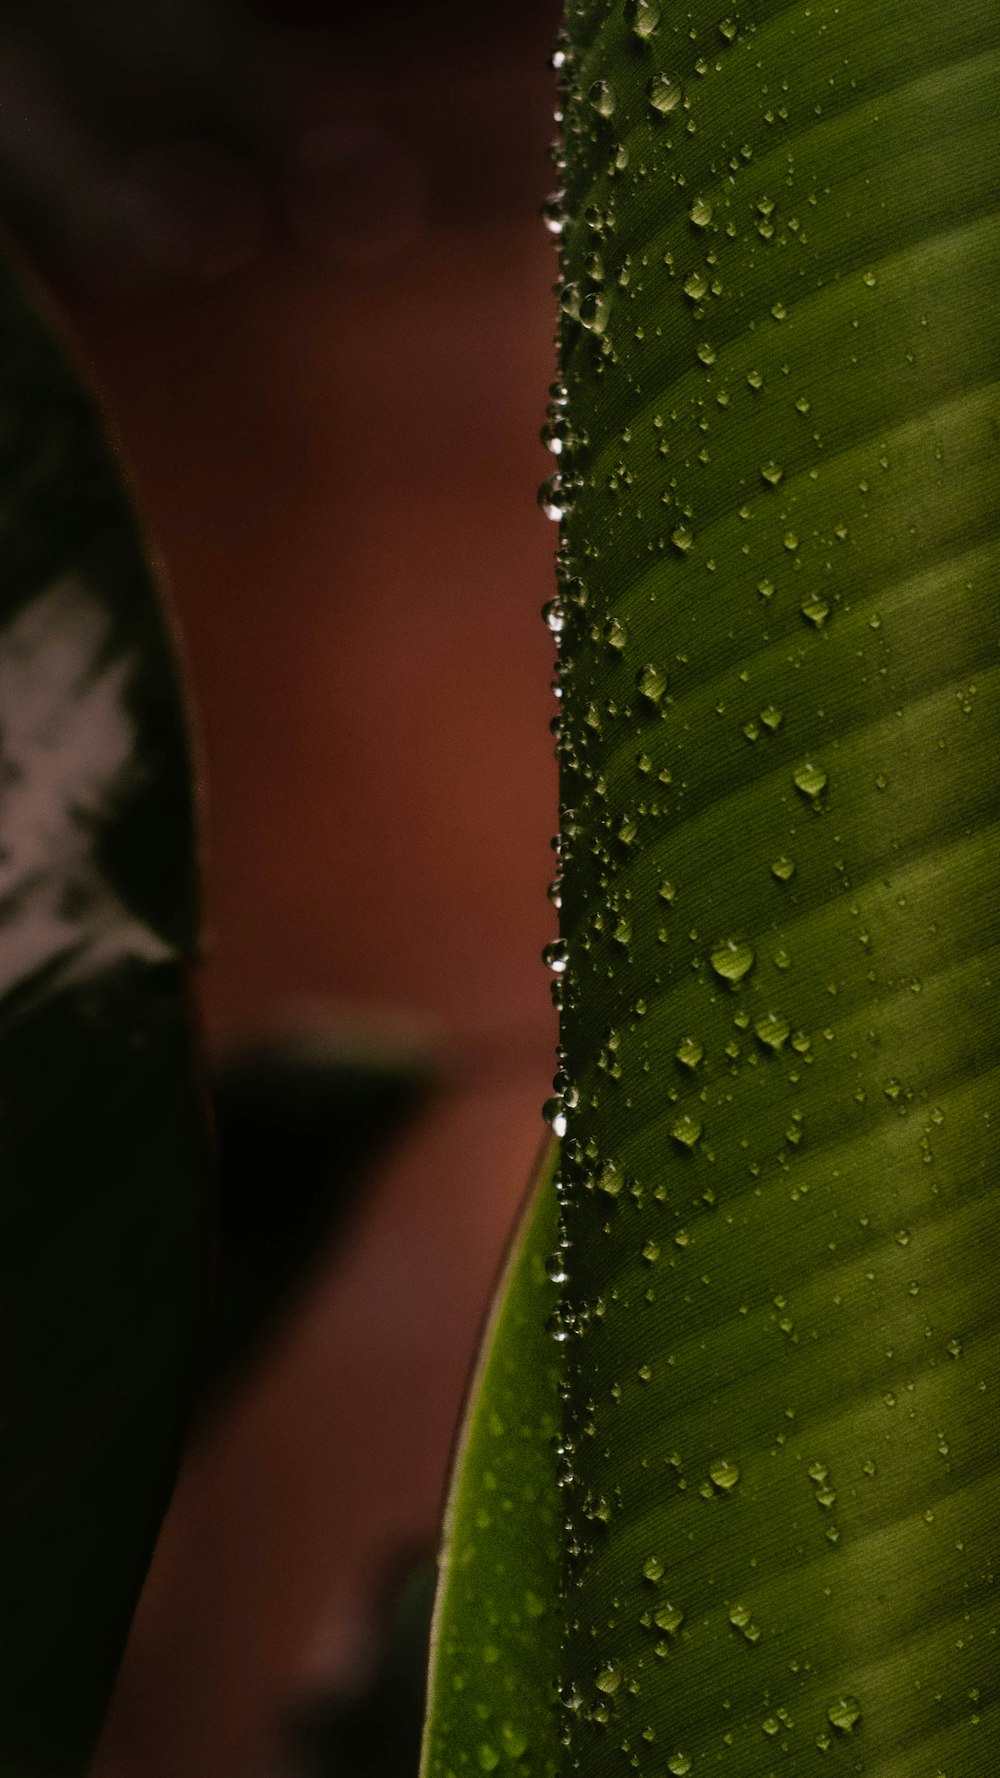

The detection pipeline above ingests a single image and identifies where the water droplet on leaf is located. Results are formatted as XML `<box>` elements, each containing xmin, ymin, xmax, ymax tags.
<box><xmin>710</xmin><ymin>937</ymin><xmax>755</xmax><ymax>983</ymax></box>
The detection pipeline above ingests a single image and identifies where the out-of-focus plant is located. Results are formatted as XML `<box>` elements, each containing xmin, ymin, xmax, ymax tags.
<box><xmin>0</xmin><ymin>253</ymin><xmax>212</xmax><ymax>1776</ymax></box>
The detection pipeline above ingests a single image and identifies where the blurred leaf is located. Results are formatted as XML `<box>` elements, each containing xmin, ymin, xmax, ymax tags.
<box><xmin>204</xmin><ymin>1032</ymin><xmax>431</xmax><ymax>1400</ymax></box>
<box><xmin>0</xmin><ymin>256</ymin><xmax>213</xmax><ymax>1773</ymax></box>
<box><xmin>421</xmin><ymin>1145</ymin><xmax>562</xmax><ymax>1778</ymax></box>
<box><xmin>292</xmin><ymin>1553</ymin><xmax>437</xmax><ymax>1778</ymax></box>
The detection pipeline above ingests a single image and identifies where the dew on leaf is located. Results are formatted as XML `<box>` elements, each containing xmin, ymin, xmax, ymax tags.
<box><xmin>626</xmin><ymin>0</ymin><xmax>661</xmax><ymax>36</ymax></box>
<box><xmin>754</xmin><ymin>1011</ymin><xmax>790</xmax><ymax>1050</ymax></box>
<box><xmin>793</xmin><ymin>762</ymin><xmax>827</xmax><ymax>799</ymax></box>
<box><xmin>647</xmin><ymin>71</ymin><xmax>682</xmax><ymax>111</ymax></box>
<box><xmin>637</xmin><ymin>662</ymin><xmax>668</xmax><ymax>702</ymax></box>
<box><xmin>588</xmin><ymin>79</ymin><xmax>616</xmax><ymax>118</ymax></box>
<box><xmin>542</xmin><ymin>939</ymin><xmax>568</xmax><ymax>974</ymax></box>
<box><xmin>542</xmin><ymin>1097</ymin><xmax>567</xmax><ymax>1136</ymax></box>
<box><xmin>598</xmin><ymin>1158</ymin><xmax>625</xmax><ymax>1197</ymax></box>
<box><xmin>710</xmin><ymin>936</ymin><xmax>755</xmax><ymax>983</ymax></box>
<box><xmin>709</xmin><ymin>1456</ymin><xmax>741</xmax><ymax>1490</ymax></box>
<box><xmin>672</xmin><ymin>1113</ymin><xmax>702</xmax><ymax>1148</ymax></box>
<box><xmin>579</xmin><ymin>290</ymin><xmax>611</xmax><ymax>335</ymax></box>
<box><xmin>801</xmin><ymin>592</ymin><xmax>831</xmax><ymax>627</ymax></box>
<box><xmin>827</xmin><ymin>1696</ymin><xmax>862</xmax><ymax>1733</ymax></box>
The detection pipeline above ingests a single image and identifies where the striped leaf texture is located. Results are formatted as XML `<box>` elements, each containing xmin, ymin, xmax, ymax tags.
<box><xmin>552</xmin><ymin>2</ymin><xmax>999</xmax><ymax>1776</ymax></box>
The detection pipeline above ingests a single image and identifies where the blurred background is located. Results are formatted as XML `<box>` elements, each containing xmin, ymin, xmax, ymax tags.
<box><xmin>0</xmin><ymin>0</ymin><xmax>561</xmax><ymax>1771</ymax></box>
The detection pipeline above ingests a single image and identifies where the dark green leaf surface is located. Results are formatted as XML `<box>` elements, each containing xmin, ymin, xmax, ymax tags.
<box><xmin>552</xmin><ymin>2</ymin><xmax>999</xmax><ymax>1774</ymax></box>
<box><xmin>421</xmin><ymin>1147</ymin><xmax>562</xmax><ymax>1778</ymax></box>
<box><xmin>0</xmin><ymin>259</ymin><xmax>213</xmax><ymax>1773</ymax></box>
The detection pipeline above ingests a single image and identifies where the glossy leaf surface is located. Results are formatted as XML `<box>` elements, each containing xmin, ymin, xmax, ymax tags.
<box><xmin>553</xmin><ymin>2</ymin><xmax>999</xmax><ymax>1775</ymax></box>
<box><xmin>0</xmin><ymin>260</ymin><xmax>213</xmax><ymax>1774</ymax></box>
<box><xmin>421</xmin><ymin>1147</ymin><xmax>562</xmax><ymax>1778</ymax></box>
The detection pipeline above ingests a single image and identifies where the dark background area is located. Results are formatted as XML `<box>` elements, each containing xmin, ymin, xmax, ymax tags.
<box><xmin>0</xmin><ymin>0</ymin><xmax>560</xmax><ymax>1771</ymax></box>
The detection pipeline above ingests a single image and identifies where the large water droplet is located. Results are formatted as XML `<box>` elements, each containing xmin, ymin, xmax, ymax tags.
<box><xmin>754</xmin><ymin>1011</ymin><xmax>790</xmax><ymax>1051</ymax></box>
<box><xmin>827</xmin><ymin>1696</ymin><xmax>862</xmax><ymax>1733</ymax></box>
<box><xmin>540</xmin><ymin>194</ymin><xmax>566</xmax><ymax>236</ymax></box>
<box><xmin>710</xmin><ymin>937</ymin><xmax>756</xmax><ymax>983</ymax></box>
<box><xmin>543</xmin><ymin>1097</ymin><xmax>568</xmax><ymax>1137</ymax></box>
<box><xmin>793</xmin><ymin>762</ymin><xmax>828</xmax><ymax>799</ymax></box>
<box><xmin>636</xmin><ymin>661</ymin><xmax>668</xmax><ymax>702</ymax></box>
<box><xmin>538</xmin><ymin>476</ymin><xmax>566</xmax><ymax>521</ymax></box>
<box><xmin>801</xmin><ymin>592</ymin><xmax>831</xmax><ymax>627</ymax></box>
<box><xmin>647</xmin><ymin>71</ymin><xmax>681</xmax><ymax>111</ymax></box>
<box><xmin>598</xmin><ymin>1158</ymin><xmax>625</xmax><ymax>1197</ymax></box>
<box><xmin>709</xmin><ymin>1456</ymin><xmax>741</xmax><ymax>1490</ymax></box>
<box><xmin>579</xmin><ymin>290</ymin><xmax>612</xmax><ymax>335</ymax></box>
<box><xmin>543</xmin><ymin>939</ymin><xmax>568</xmax><ymax>973</ymax></box>
<box><xmin>588</xmin><ymin>80</ymin><xmax>616</xmax><ymax>118</ymax></box>
<box><xmin>626</xmin><ymin>0</ymin><xmax>662</xmax><ymax>41</ymax></box>
<box><xmin>671</xmin><ymin>1113</ymin><xmax>702</xmax><ymax>1149</ymax></box>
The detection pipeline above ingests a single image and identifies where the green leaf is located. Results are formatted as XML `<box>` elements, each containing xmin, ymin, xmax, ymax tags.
<box><xmin>550</xmin><ymin>2</ymin><xmax>1000</xmax><ymax>1774</ymax></box>
<box><xmin>421</xmin><ymin>1145</ymin><xmax>563</xmax><ymax>1778</ymax></box>
<box><xmin>0</xmin><ymin>258</ymin><xmax>213</xmax><ymax>1772</ymax></box>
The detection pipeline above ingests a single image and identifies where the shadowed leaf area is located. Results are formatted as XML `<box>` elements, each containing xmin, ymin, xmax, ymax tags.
<box><xmin>421</xmin><ymin>1150</ymin><xmax>563</xmax><ymax>1778</ymax></box>
<box><xmin>0</xmin><ymin>258</ymin><xmax>213</xmax><ymax>1774</ymax></box>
